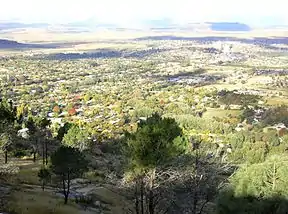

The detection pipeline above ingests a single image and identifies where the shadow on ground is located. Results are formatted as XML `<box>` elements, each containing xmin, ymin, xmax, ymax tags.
<box><xmin>216</xmin><ymin>189</ymin><xmax>288</xmax><ymax>214</ymax></box>
<box><xmin>150</xmin><ymin>68</ymin><xmax>226</xmax><ymax>89</ymax></box>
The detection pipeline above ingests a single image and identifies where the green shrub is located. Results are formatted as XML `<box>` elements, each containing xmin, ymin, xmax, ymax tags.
<box><xmin>216</xmin><ymin>155</ymin><xmax>288</xmax><ymax>214</ymax></box>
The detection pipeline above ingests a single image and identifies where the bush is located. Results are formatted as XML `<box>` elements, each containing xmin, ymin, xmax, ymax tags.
<box><xmin>239</xmin><ymin>107</ymin><xmax>255</xmax><ymax>123</ymax></box>
<box><xmin>75</xmin><ymin>195</ymin><xmax>93</xmax><ymax>210</ymax></box>
<box><xmin>171</xmin><ymin>114</ymin><xmax>228</xmax><ymax>134</ymax></box>
<box><xmin>0</xmin><ymin>163</ymin><xmax>19</xmax><ymax>182</ymax></box>
<box><xmin>218</xmin><ymin>90</ymin><xmax>260</xmax><ymax>106</ymax></box>
<box><xmin>84</xmin><ymin>170</ymin><xmax>105</xmax><ymax>182</ymax></box>
<box><xmin>261</xmin><ymin>105</ymin><xmax>288</xmax><ymax>126</ymax></box>
<box><xmin>216</xmin><ymin>188</ymin><xmax>288</xmax><ymax>214</ymax></box>
<box><xmin>216</xmin><ymin>155</ymin><xmax>288</xmax><ymax>214</ymax></box>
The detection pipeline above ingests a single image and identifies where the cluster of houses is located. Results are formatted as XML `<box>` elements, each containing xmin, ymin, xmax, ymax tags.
<box><xmin>1</xmin><ymin>34</ymin><xmax>288</xmax><ymax>141</ymax></box>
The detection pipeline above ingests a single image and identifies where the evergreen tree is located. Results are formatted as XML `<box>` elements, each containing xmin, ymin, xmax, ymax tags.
<box><xmin>0</xmin><ymin>98</ymin><xmax>17</xmax><ymax>163</ymax></box>
<box><xmin>38</xmin><ymin>167</ymin><xmax>51</xmax><ymax>191</ymax></box>
<box><xmin>50</xmin><ymin>146</ymin><xmax>88</xmax><ymax>204</ymax></box>
<box><xmin>125</xmin><ymin>113</ymin><xmax>187</xmax><ymax>214</ymax></box>
<box><xmin>56</xmin><ymin>122</ymin><xmax>73</xmax><ymax>142</ymax></box>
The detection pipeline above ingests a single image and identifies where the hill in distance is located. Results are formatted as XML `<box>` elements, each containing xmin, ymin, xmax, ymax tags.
<box><xmin>0</xmin><ymin>22</ymin><xmax>49</xmax><ymax>31</ymax></box>
<box><xmin>0</xmin><ymin>19</ymin><xmax>253</xmax><ymax>32</ymax></box>
<box><xmin>64</xmin><ymin>20</ymin><xmax>253</xmax><ymax>32</ymax></box>
<box><xmin>206</xmin><ymin>22</ymin><xmax>251</xmax><ymax>31</ymax></box>
<box><xmin>0</xmin><ymin>39</ymin><xmax>60</xmax><ymax>49</ymax></box>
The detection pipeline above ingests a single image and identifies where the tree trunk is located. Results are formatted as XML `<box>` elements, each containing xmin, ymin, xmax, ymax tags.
<box><xmin>198</xmin><ymin>200</ymin><xmax>209</xmax><ymax>214</ymax></box>
<box><xmin>272</xmin><ymin>162</ymin><xmax>276</xmax><ymax>191</ymax></box>
<box><xmin>33</xmin><ymin>138</ymin><xmax>38</xmax><ymax>163</ymax></box>
<box><xmin>192</xmin><ymin>150</ymin><xmax>200</xmax><ymax>214</ymax></box>
<box><xmin>148</xmin><ymin>169</ymin><xmax>156</xmax><ymax>214</ymax></box>
<box><xmin>33</xmin><ymin>151</ymin><xmax>36</xmax><ymax>162</ymax></box>
<box><xmin>45</xmin><ymin>140</ymin><xmax>48</xmax><ymax>165</ymax></box>
<box><xmin>140</xmin><ymin>176</ymin><xmax>144</xmax><ymax>214</ymax></box>
<box><xmin>42</xmin><ymin>180</ymin><xmax>45</xmax><ymax>191</ymax></box>
<box><xmin>62</xmin><ymin>175</ymin><xmax>67</xmax><ymax>204</ymax></box>
<box><xmin>64</xmin><ymin>194</ymin><xmax>68</xmax><ymax>204</ymax></box>
<box><xmin>148</xmin><ymin>189</ymin><xmax>154</xmax><ymax>214</ymax></box>
<box><xmin>135</xmin><ymin>179</ymin><xmax>140</xmax><ymax>214</ymax></box>
<box><xmin>4</xmin><ymin>151</ymin><xmax>8</xmax><ymax>164</ymax></box>
<box><xmin>42</xmin><ymin>142</ymin><xmax>45</xmax><ymax>165</ymax></box>
<box><xmin>192</xmin><ymin>185</ymin><xmax>198</xmax><ymax>214</ymax></box>
<box><xmin>66</xmin><ymin>171</ymin><xmax>70</xmax><ymax>204</ymax></box>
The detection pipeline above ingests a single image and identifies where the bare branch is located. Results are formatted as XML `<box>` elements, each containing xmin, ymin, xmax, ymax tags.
<box><xmin>198</xmin><ymin>199</ymin><xmax>210</xmax><ymax>214</ymax></box>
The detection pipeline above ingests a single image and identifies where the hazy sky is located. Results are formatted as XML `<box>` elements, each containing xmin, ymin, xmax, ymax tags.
<box><xmin>1</xmin><ymin>0</ymin><xmax>288</xmax><ymax>26</ymax></box>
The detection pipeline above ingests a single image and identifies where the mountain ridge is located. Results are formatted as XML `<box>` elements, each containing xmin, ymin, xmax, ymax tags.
<box><xmin>0</xmin><ymin>20</ymin><xmax>287</xmax><ymax>32</ymax></box>
<box><xmin>0</xmin><ymin>38</ymin><xmax>59</xmax><ymax>49</ymax></box>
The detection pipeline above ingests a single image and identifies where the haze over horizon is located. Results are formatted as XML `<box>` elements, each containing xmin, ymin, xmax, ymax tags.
<box><xmin>1</xmin><ymin>0</ymin><xmax>288</xmax><ymax>27</ymax></box>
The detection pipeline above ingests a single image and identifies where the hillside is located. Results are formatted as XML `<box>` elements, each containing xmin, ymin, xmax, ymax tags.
<box><xmin>0</xmin><ymin>22</ymin><xmax>49</xmax><ymax>31</ymax></box>
<box><xmin>0</xmin><ymin>39</ymin><xmax>61</xmax><ymax>49</ymax></box>
<box><xmin>0</xmin><ymin>39</ymin><xmax>25</xmax><ymax>48</ymax></box>
<box><xmin>207</xmin><ymin>22</ymin><xmax>251</xmax><ymax>31</ymax></box>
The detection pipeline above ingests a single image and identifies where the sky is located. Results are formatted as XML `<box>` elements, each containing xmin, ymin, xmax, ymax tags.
<box><xmin>1</xmin><ymin>0</ymin><xmax>288</xmax><ymax>26</ymax></box>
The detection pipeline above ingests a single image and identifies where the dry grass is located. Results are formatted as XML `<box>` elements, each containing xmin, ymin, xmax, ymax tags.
<box><xmin>0</xmin><ymin>158</ymin><xmax>42</xmax><ymax>185</ymax></box>
<box><xmin>15</xmin><ymin>162</ymin><xmax>41</xmax><ymax>185</ymax></box>
<box><xmin>73</xmin><ymin>42</ymin><xmax>146</xmax><ymax>51</ymax></box>
<box><xmin>266</xmin><ymin>97</ymin><xmax>288</xmax><ymax>106</ymax></box>
<box><xmin>7</xmin><ymin>188</ymin><xmax>84</xmax><ymax>214</ymax></box>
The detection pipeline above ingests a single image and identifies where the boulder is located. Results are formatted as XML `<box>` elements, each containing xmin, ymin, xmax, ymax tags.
<box><xmin>94</xmin><ymin>200</ymin><xmax>101</xmax><ymax>207</ymax></box>
<box><xmin>70</xmin><ymin>178</ymin><xmax>91</xmax><ymax>185</ymax></box>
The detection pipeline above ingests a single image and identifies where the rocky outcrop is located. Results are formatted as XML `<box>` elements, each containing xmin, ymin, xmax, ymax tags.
<box><xmin>61</xmin><ymin>178</ymin><xmax>133</xmax><ymax>214</ymax></box>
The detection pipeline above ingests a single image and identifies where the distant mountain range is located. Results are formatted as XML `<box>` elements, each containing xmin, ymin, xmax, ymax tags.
<box><xmin>0</xmin><ymin>39</ymin><xmax>59</xmax><ymax>49</ymax></box>
<box><xmin>138</xmin><ymin>20</ymin><xmax>252</xmax><ymax>31</ymax></box>
<box><xmin>206</xmin><ymin>22</ymin><xmax>251</xmax><ymax>31</ymax></box>
<box><xmin>0</xmin><ymin>22</ymin><xmax>49</xmax><ymax>31</ymax></box>
<box><xmin>0</xmin><ymin>39</ymin><xmax>25</xmax><ymax>48</ymax></box>
<box><xmin>0</xmin><ymin>20</ymin><xmax>287</xmax><ymax>32</ymax></box>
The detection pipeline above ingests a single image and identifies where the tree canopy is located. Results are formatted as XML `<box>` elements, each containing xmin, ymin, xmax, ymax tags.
<box><xmin>125</xmin><ymin>113</ymin><xmax>187</xmax><ymax>170</ymax></box>
<box><xmin>62</xmin><ymin>125</ymin><xmax>90</xmax><ymax>151</ymax></box>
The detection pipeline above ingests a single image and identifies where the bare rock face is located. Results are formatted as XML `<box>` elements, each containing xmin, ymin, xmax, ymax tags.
<box><xmin>70</xmin><ymin>185</ymin><xmax>132</xmax><ymax>213</ymax></box>
<box><xmin>71</xmin><ymin>178</ymin><xmax>91</xmax><ymax>185</ymax></box>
